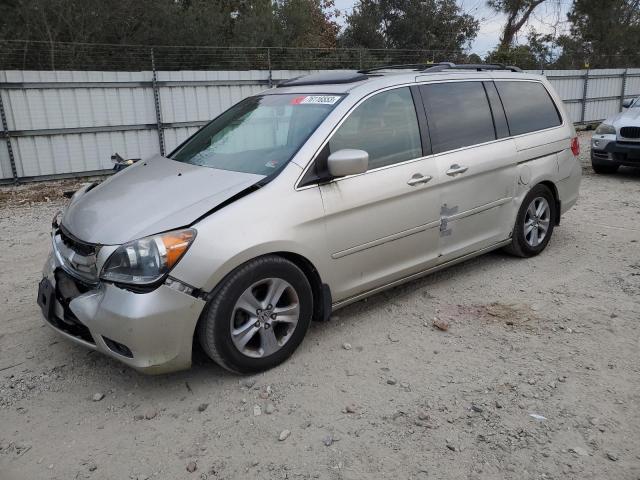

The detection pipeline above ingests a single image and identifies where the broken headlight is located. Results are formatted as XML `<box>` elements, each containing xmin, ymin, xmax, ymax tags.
<box><xmin>100</xmin><ymin>229</ymin><xmax>196</xmax><ymax>285</ymax></box>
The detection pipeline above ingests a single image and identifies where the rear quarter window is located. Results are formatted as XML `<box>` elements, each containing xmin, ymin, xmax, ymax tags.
<box><xmin>495</xmin><ymin>81</ymin><xmax>562</xmax><ymax>135</ymax></box>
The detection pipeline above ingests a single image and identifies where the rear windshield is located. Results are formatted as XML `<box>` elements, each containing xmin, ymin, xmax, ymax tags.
<box><xmin>170</xmin><ymin>94</ymin><xmax>342</xmax><ymax>175</ymax></box>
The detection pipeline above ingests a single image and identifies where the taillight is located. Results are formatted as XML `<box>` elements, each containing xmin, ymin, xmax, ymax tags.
<box><xmin>570</xmin><ymin>137</ymin><xmax>580</xmax><ymax>156</ymax></box>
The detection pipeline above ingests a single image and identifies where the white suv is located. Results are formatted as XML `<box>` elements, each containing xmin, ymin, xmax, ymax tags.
<box><xmin>591</xmin><ymin>96</ymin><xmax>640</xmax><ymax>173</ymax></box>
<box><xmin>39</xmin><ymin>63</ymin><xmax>582</xmax><ymax>374</ymax></box>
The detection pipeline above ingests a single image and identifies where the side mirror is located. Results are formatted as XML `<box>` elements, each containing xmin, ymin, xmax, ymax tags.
<box><xmin>622</xmin><ymin>98</ymin><xmax>634</xmax><ymax>109</ymax></box>
<box><xmin>327</xmin><ymin>149</ymin><xmax>369</xmax><ymax>177</ymax></box>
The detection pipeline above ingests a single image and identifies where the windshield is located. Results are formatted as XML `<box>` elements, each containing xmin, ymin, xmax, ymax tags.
<box><xmin>170</xmin><ymin>94</ymin><xmax>342</xmax><ymax>175</ymax></box>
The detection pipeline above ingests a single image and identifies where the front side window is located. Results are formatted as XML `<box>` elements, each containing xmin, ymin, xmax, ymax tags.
<box><xmin>495</xmin><ymin>81</ymin><xmax>562</xmax><ymax>135</ymax></box>
<box><xmin>170</xmin><ymin>94</ymin><xmax>342</xmax><ymax>175</ymax></box>
<box><xmin>329</xmin><ymin>87</ymin><xmax>422</xmax><ymax>170</ymax></box>
<box><xmin>420</xmin><ymin>81</ymin><xmax>496</xmax><ymax>154</ymax></box>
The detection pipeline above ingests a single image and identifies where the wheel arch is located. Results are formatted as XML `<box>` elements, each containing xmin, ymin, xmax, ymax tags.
<box><xmin>273</xmin><ymin>251</ymin><xmax>332</xmax><ymax>322</ymax></box>
<box><xmin>198</xmin><ymin>250</ymin><xmax>331</xmax><ymax>327</ymax></box>
<box><xmin>537</xmin><ymin>180</ymin><xmax>561</xmax><ymax>225</ymax></box>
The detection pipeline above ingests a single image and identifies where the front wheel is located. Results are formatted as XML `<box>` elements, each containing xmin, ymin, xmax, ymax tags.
<box><xmin>198</xmin><ymin>255</ymin><xmax>313</xmax><ymax>374</ymax></box>
<box><xmin>504</xmin><ymin>184</ymin><xmax>556</xmax><ymax>258</ymax></box>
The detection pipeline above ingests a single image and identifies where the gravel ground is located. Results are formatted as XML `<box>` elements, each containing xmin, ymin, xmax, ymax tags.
<box><xmin>1</xmin><ymin>132</ymin><xmax>639</xmax><ymax>479</ymax></box>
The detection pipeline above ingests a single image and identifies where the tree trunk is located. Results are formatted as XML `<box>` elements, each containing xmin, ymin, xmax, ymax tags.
<box><xmin>499</xmin><ymin>0</ymin><xmax>547</xmax><ymax>49</ymax></box>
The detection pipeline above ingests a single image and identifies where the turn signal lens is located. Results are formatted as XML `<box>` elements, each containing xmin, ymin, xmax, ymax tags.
<box><xmin>159</xmin><ymin>230</ymin><xmax>195</xmax><ymax>269</ymax></box>
<box><xmin>570</xmin><ymin>137</ymin><xmax>580</xmax><ymax>156</ymax></box>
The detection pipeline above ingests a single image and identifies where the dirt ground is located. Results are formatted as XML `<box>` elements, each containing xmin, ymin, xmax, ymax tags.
<box><xmin>1</xmin><ymin>132</ymin><xmax>639</xmax><ymax>480</ymax></box>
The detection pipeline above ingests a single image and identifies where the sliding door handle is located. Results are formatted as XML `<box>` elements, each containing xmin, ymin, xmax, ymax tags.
<box><xmin>407</xmin><ymin>174</ymin><xmax>433</xmax><ymax>186</ymax></box>
<box><xmin>446</xmin><ymin>164</ymin><xmax>468</xmax><ymax>176</ymax></box>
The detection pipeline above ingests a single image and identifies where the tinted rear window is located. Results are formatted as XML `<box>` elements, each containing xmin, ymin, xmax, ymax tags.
<box><xmin>420</xmin><ymin>82</ymin><xmax>495</xmax><ymax>153</ymax></box>
<box><xmin>495</xmin><ymin>81</ymin><xmax>562</xmax><ymax>135</ymax></box>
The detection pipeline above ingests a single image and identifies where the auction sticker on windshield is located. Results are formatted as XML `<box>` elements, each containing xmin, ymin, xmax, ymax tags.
<box><xmin>291</xmin><ymin>95</ymin><xmax>341</xmax><ymax>105</ymax></box>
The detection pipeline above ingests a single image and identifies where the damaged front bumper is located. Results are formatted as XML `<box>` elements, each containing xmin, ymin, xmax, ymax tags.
<box><xmin>39</xmin><ymin>241</ymin><xmax>206</xmax><ymax>374</ymax></box>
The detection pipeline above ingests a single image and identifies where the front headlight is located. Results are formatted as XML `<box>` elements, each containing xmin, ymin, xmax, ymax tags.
<box><xmin>100</xmin><ymin>228</ymin><xmax>196</xmax><ymax>285</ymax></box>
<box><xmin>595</xmin><ymin>123</ymin><xmax>616</xmax><ymax>135</ymax></box>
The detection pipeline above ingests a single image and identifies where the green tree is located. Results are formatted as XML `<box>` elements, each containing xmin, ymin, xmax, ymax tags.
<box><xmin>341</xmin><ymin>0</ymin><xmax>479</xmax><ymax>54</ymax></box>
<box><xmin>274</xmin><ymin>0</ymin><xmax>340</xmax><ymax>48</ymax></box>
<box><xmin>556</xmin><ymin>0</ymin><xmax>640</xmax><ymax>68</ymax></box>
<box><xmin>0</xmin><ymin>0</ymin><xmax>342</xmax><ymax>69</ymax></box>
<box><xmin>231</xmin><ymin>0</ymin><xmax>279</xmax><ymax>47</ymax></box>
<box><xmin>485</xmin><ymin>30</ymin><xmax>557</xmax><ymax>69</ymax></box>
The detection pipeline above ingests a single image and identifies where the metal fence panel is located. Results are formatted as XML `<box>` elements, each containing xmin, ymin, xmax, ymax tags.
<box><xmin>157</xmin><ymin>70</ymin><xmax>272</xmax><ymax>152</ymax></box>
<box><xmin>0</xmin><ymin>138</ymin><xmax>11</xmax><ymax>179</ymax></box>
<box><xmin>562</xmin><ymin>102</ymin><xmax>584</xmax><ymax>124</ymax></box>
<box><xmin>626</xmin><ymin>68</ymin><xmax>640</xmax><ymax>97</ymax></box>
<box><xmin>1</xmin><ymin>67</ymin><xmax>640</xmax><ymax>182</ymax></box>
<box><xmin>163</xmin><ymin>126</ymin><xmax>200</xmax><ymax>155</ymax></box>
<box><xmin>11</xmin><ymin>130</ymin><xmax>160</xmax><ymax>178</ymax></box>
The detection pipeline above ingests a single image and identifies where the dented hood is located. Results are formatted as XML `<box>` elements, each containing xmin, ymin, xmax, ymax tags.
<box><xmin>62</xmin><ymin>155</ymin><xmax>264</xmax><ymax>245</ymax></box>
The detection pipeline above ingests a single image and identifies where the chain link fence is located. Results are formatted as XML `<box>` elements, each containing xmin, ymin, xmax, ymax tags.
<box><xmin>0</xmin><ymin>40</ymin><xmax>497</xmax><ymax>71</ymax></box>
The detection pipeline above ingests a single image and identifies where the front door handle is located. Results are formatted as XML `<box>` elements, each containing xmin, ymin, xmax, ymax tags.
<box><xmin>446</xmin><ymin>164</ymin><xmax>468</xmax><ymax>176</ymax></box>
<box><xmin>407</xmin><ymin>174</ymin><xmax>433</xmax><ymax>186</ymax></box>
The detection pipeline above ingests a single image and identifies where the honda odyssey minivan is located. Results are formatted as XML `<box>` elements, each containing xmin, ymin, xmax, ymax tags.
<box><xmin>38</xmin><ymin>63</ymin><xmax>582</xmax><ymax>374</ymax></box>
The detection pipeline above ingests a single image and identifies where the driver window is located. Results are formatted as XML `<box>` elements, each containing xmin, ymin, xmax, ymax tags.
<box><xmin>329</xmin><ymin>87</ymin><xmax>422</xmax><ymax>170</ymax></box>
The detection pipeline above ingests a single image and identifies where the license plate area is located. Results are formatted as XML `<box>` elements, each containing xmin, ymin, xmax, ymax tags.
<box><xmin>37</xmin><ymin>278</ymin><xmax>55</xmax><ymax>320</ymax></box>
<box><xmin>38</xmin><ymin>274</ymin><xmax>96</xmax><ymax>345</ymax></box>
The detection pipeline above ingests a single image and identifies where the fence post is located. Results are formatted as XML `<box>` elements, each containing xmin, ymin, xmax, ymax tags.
<box><xmin>150</xmin><ymin>48</ymin><xmax>165</xmax><ymax>156</ymax></box>
<box><xmin>580</xmin><ymin>68</ymin><xmax>589</xmax><ymax>124</ymax></box>
<box><xmin>358</xmin><ymin>49</ymin><xmax>363</xmax><ymax>70</ymax></box>
<box><xmin>619</xmin><ymin>68</ymin><xmax>628</xmax><ymax>111</ymax></box>
<box><xmin>267</xmin><ymin>48</ymin><xmax>273</xmax><ymax>88</ymax></box>
<box><xmin>0</xmin><ymin>89</ymin><xmax>18</xmax><ymax>183</ymax></box>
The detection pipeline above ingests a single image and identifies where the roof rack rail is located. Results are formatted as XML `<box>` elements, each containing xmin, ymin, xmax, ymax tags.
<box><xmin>358</xmin><ymin>63</ymin><xmax>428</xmax><ymax>74</ymax></box>
<box><xmin>422</xmin><ymin>62</ymin><xmax>522</xmax><ymax>73</ymax></box>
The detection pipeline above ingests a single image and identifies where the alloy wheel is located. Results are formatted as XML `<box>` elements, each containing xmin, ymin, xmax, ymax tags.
<box><xmin>524</xmin><ymin>196</ymin><xmax>551</xmax><ymax>247</ymax></box>
<box><xmin>230</xmin><ymin>278</ymin><xmax>300</xmax><ymax>358</ymax></box>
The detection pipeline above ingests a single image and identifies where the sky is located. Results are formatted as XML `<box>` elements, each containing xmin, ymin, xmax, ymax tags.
<box><xmin>333</xmin><ymin>0</ymin><xmax>572</xmax><ymax>56</ymax></box>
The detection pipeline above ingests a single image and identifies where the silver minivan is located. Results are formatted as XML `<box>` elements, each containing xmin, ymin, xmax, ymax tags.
<box><xmin>38</xmin><ymin>63</ymin><xmax>582</xmax><ymax>374</ymax></box>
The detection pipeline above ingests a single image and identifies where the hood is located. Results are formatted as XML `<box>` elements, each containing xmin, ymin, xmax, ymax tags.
<box><xmin>611</xmin><ymin>107</ymin><xmax>640</xmax><ymax>127</ymax></box>
<box><xmin>62</xmin><ymin>155</ymin><xmax>264</xmax><ymax>245</ymax></box>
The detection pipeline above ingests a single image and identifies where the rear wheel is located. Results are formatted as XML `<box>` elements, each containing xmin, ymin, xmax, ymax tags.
<box><xmin>504</xmin><ymin>184</ymin><xmax>556</xmax><ymax>258</ymax></box>
<box><xmin>198</xmin><ymin>255</ymin><xmax>313</xmax><ymax>374</ymax></box>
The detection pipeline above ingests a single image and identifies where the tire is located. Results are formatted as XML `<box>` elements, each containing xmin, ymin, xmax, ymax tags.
<box><xmin>504</xmin><ymin>184</ymin><xmax>556</xmax><ymax>258</ymax></box>
<box><xmin>197</xmin><ymin>255</ymin><xmax>313</xmax><ymax>374</ymax></box>
<box><xmin>591</xmin><ymin>162</ymin><xmax>619</xmax><ymax>174</ymax></box>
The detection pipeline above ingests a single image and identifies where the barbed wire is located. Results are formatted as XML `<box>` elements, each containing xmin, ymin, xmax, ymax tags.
<box><xmin>0</xmin><ymin>39</ymin><xmax>638</xmax><ymax>71</ymax></box>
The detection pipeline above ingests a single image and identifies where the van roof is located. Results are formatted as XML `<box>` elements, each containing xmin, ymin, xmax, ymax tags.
<box><xmin>270</xmin><ymin>63</ymin><xmax>545</xmax><ymax>96</ymax></box>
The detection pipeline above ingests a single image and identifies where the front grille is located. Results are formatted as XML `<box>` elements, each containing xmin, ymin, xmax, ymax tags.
<box><xmin>620</xmin><ymin>126</ymin><xmax>640</xmax><ymax>139</ymax></box>
<box><xmin>53</xmin><ymin>227</ymin><xmax>100</xmax><ymax>283</ymax></box>
<box><xmin>59</xmin><ymin>228</ymin><xmax>96</xmax><ymax>256</ymax></box>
